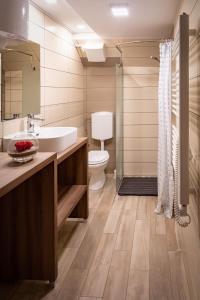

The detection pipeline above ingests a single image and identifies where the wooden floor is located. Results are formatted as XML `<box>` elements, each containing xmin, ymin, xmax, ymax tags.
<box><xmin>0</xmin><ymin>177</ymin><xmax>193</xmax><ymax>299</ymax></box>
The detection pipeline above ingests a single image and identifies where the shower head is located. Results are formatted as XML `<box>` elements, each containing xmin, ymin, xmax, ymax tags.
<box><xmin>150</xmin><ymin>56</ymin><xmax>160</xmax><ymax>62</ymax></box>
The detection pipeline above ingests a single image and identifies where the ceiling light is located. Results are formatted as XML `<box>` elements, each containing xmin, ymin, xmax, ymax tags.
<box><xmin>111</xmin><ymin>4</ymin><xmax>129</xmax><ymax>17</ymax></box>
<box><xmin>77</xmin><ymin>24</ymin><xmax>86</xmax><ymax>30</ymax></box>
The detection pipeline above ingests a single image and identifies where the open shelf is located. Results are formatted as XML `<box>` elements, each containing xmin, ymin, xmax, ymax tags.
<box><xmin>56</xmin><ymin>138</ymin><xmax>88</xmax><ymax>230</ymax></box>
<box><xmin>57</xmin><ymin>185</ymin><xmax>87</xmax><ymax>230</ymax></box>
<box><xmin>58</xmin><ymin>185</ymin><xmax>71</xmax><ymax>200</ymax></box>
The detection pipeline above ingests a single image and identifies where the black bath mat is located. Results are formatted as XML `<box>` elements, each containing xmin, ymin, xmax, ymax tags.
<box><xmin>118</xmin><ymin>177</ymin><xmax>158</xmax><ymax>196</ymax></box>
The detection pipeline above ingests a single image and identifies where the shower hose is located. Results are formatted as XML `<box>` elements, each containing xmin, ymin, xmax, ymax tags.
<box><xmin>173</xmin><ymin>141</ymin><xmax>191</xmax><ymax>227</ymax></box>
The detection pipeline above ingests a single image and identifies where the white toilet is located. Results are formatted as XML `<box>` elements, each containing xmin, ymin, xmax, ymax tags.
<box><xmin>89</xmin><ymin>112</ymin><xmax>113</xmax><ymax>190</ymax></box>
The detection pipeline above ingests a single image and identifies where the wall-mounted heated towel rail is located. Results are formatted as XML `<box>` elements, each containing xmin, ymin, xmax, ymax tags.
<box><xmin>172</xmin><ymin>13</ymin><xmax>190</xmax><ymax>225</ymax></box>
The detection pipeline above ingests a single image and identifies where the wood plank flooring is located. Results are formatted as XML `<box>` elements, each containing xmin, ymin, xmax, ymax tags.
<box><xmin>0</xmin><ymin>177</ymin><xmax>196</xmax><ymax>299</ymax></box>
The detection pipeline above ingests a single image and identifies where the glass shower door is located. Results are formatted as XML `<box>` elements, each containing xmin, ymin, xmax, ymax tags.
<box><xmin>116</xmin><ymin>64</ymin><xmax>123</xmax><ymax>191</ymax></box>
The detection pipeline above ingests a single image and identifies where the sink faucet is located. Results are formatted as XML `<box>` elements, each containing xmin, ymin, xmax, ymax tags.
<box><xmin>27</xmin><ymin>113</ymin><xmax>44</xmax><ymax>133</ymax></box>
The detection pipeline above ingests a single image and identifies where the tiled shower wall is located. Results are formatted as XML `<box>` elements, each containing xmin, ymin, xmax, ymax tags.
<box><xmin>173</xmin><ymin>1</ymin><xmax>200</xmax><ymax>299</ymax></box>
<box><xmin>122</xmin><ymin>45</ymin><xmax>159</xmax><ymax>177</ymax></box>
<box><xmin>0</xmin><ymin>4</ymin><xmax>85</xmax><ymax>149</ymax></box>
<box><xmin>123</xmin><ymin>65</ymin><xmax>159</xmax><ymax>176</ymax></box>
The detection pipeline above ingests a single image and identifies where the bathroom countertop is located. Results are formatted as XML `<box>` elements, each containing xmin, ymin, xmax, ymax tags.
<box><xmin>0</xmin><ymin>152</ymin><xmax>57</xmax><ymax>198</ymax></box>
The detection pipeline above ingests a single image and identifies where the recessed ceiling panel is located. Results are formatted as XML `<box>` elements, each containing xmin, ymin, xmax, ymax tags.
<box><xmin>66</xmin><ymin>0</ymin><xmax>181</xmax><ymax>39</ymax></box>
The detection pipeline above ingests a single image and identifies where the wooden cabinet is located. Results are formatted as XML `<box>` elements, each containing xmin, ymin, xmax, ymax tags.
<box><xmin>0</xmin><ymin>138</ymin><xmax>88</xmax><ymax>283</ymax></box>
<box><xmin>57</xmin><ymin>137</ymin><xmax>88</xmax><ymax>230</ymax></box>
<box><xmin>0</xmin><ymin>152</ymin><xmax>58</xmax><ymax>282</ymax></box>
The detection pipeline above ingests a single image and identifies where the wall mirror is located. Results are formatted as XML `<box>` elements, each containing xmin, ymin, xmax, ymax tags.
<box><xmin>0</xmin><ymin>41</ymin><xmax>40</xmax><ymax>121</ymax></box>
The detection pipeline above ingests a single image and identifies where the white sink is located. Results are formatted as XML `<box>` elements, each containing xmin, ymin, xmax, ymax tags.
<box><xmin>3</xmin><ymin>127</ymin><xmax>77</xmax><ymax>153</ymax></box>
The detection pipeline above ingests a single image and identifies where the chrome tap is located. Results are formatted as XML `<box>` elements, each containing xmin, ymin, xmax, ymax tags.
<box><xmin>27</xmin><ymin>113</ymin><xmax>44</xmax><ymax>133</ymax></box>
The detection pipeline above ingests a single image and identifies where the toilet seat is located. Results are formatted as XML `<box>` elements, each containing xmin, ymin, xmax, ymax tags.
<box><xmin>89</xmin><ymin>150</ymin><xmax>109</xmax><ymax>165</ymax></box>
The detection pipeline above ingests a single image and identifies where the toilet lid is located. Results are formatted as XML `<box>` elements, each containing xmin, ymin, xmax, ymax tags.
<box><xmin>89</xmin><ymin>150</ymin><xmax>109</xmax><ymax>165</ymax></box>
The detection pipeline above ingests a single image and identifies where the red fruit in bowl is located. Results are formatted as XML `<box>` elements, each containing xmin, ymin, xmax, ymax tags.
<box><xmin>15</xmin><ymin>141</ymin><xmax>33</xmax><ymax>152</ymax></box>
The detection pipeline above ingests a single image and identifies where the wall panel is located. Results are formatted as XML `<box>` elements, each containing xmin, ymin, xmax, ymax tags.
<box><xmin>121</xmin><ymin>49</ymin><xmax>159</xmax><ymax>176</ymax></box>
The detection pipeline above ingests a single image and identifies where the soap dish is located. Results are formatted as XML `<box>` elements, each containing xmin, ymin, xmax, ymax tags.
<box><xmin>7</xmin><ymin>133</ymin><xmax>39</xmax><ymax>163</ymax></box>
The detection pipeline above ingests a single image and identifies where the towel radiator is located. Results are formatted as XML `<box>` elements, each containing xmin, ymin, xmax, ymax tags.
<box><xmin>171</xmin><ymin>13</ymin><xmax>190</xmax><ymax>225</ymax></box>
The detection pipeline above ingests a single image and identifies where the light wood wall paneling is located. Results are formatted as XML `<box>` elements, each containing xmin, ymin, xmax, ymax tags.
<box><xmin>122</xmin><ymin>52</ymin><xmax>159</xmax><ymax>176</ymax></box>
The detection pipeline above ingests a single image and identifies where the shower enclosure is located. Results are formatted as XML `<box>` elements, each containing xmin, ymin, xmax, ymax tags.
<box><xmin>115</xmin><ymin>64</ymin><xmax>124</xmax><ymax>191</ymax></box>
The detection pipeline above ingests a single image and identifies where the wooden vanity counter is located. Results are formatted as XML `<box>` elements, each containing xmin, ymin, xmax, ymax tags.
<box><xmin>0</xmin><ymin>152</ymin><xmax>58</xmax><ymax>283</ymax></box>
<box><xmin>0</xmin><ymin>152</ymin><xmax>57</xmax><ymax>197</ymax></box>
<box><xmin>0</xmin><ymin>138</ymin><xmax>88</xmax><ymax>284</ymax></box>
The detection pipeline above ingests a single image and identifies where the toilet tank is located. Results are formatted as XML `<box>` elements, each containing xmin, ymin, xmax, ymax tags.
<box><xmin>92</xmin><ymin>112</ymin><xmax>113</xmax><ymax>140</ymax></box>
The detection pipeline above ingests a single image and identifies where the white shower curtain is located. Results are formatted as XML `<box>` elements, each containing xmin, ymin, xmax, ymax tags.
<box><xmin>155</xmin><ymin>41</ymin><xmax>174</xmax><ymax>218</ymax></box>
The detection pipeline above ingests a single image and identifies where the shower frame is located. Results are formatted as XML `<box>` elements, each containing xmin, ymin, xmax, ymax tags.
<box><xmin>115</xmin><ymin>38</ymin><xmax>164</xmax><ymax>194</ymax></box>
<box><xmin>115</xmin><ymin>63</ymin><xmax>124</xmax><ymax>191</ymax></box>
